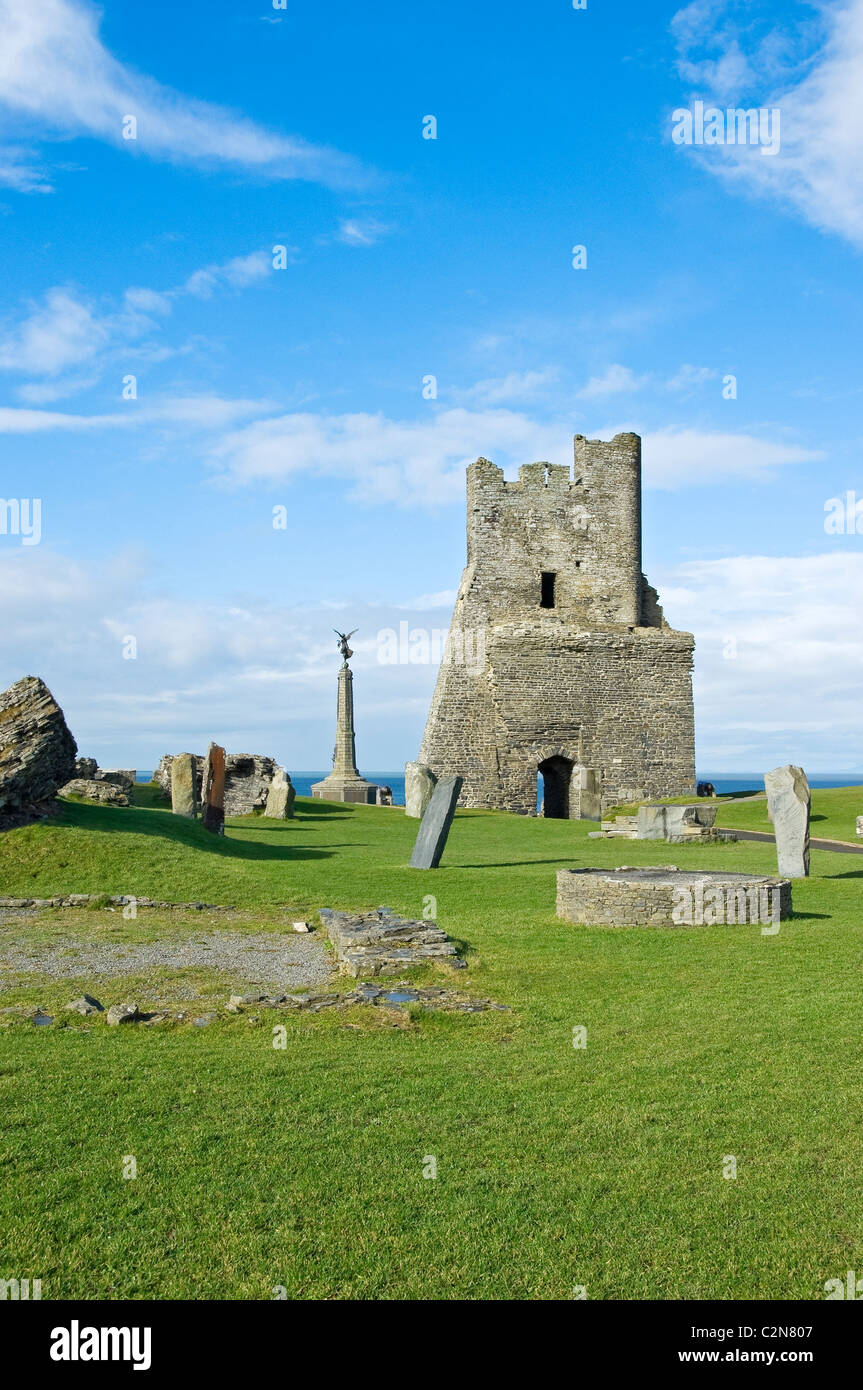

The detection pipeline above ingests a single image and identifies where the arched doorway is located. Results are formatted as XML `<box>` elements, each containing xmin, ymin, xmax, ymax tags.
<box><xmin>538</xmin><ymin>755</ymin><xmax>574</xmax><ymax>818</ymax></box>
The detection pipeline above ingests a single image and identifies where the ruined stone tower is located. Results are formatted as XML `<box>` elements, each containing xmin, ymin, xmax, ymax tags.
<box><xmin>417</xmin><ymin>432</ymin><xmax>695</xmax><ymax>816</ymax></box>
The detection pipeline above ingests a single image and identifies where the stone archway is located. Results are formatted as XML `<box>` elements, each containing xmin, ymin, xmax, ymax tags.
<box><xmin>538</xmin><ymin>755</ymin><xmax>574</xmax><ymax>818</ymax></box>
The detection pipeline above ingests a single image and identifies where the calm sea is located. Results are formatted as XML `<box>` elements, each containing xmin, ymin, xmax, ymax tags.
<box><xmin>137</xmin><ymin>770</ymin><xmax>863</xmax><ymax>810</ymax></box>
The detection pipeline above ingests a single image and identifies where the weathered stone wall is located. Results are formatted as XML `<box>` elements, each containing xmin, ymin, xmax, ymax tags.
<box><xmin>418</xmin><ymin>434</ymin><xmax>695</xmax><ymax>812</ymax></box>
<box><xmin>155</xmin><ymin>753</ymin><xmax>280</xmax><ymax>817</ymax></box>
<box><xmin>556</xmin><ymin>868</ymin><xmax>792</xmax><ymax>927</ymax></box>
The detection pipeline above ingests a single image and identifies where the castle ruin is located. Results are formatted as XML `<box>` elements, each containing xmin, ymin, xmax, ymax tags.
<box><xmin>417</xmin><ymin>432</ymin><xmax>696</xmax><ymax>816</ymax></box>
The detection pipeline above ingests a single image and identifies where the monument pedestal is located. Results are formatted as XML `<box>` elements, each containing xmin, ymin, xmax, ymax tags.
<box><xmin>312</xmin><ymin>664</ymin><xmax>378</xmax><ymax>804</ymax></box>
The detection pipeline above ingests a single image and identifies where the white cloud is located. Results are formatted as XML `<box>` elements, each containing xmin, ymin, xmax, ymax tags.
<box><xmin>334</xmin><ymin>218</ymin><xmax>391</xmax><ymax>246</ymax></box>
<box><xmin>0</xmin><ymin>250</ymin><xmax>275</xmax><ymax>384</ymax></box>
<box><xmin>0</xmin><ymin>0</ymin><xmax>367</xmax><ymax>189</ymax></box>
<box><xmin>665</xmin><ymin>363</ymin><xmax>718</xmax><ymax>392</ymax></box>
<box><xmin>671</xmin><ymin>0</ymin><xmax>863</xmax><ymax>248</ymax></box>
<box><xmin>208</xmin><ymin>407</ymin><xmax>574</xmax><ymax>506</ymax></box>
<box><xmin>15</xmin><ymin>374</ymin><xmax>100</xmax><ymax>404</ymax></box>
<box><xmin>0</xmin><ymin>143</ymin><xmax>52</xmax><ymax>192</ymax></box>
<box><xmin>577</xmin><ymin>364</ymin><xmax>650</xmax><ymax>399</ymax></box>
<box><xmin>210</xmin><ymin>407</ymin><xmax>826</xmax><ymax>503</ymax></box>
<box><xmin>639</xmin><ymin>427</ymin><xmax>823</xmax><ymax>488</ymax></box>
<box><xmin>455</xmin><ymin>369</ymin><xmax>560</xmax><ymax>407</ymax></box>
<box><xmin>0</xmin><ymin>394</ymin><xmax>270</xmax><ymax>434</ymax></box>
<box><xmin>0</xmin><ymin>404</ymin><xmax>126</xmax><ymax>433</ymax></box>
<box><xmin>0</xmin><ymin>287</ymin><xmax>114</xmax><ymax>374</ymax></box>
<box><xmin>657</xmin><ymin>551</ymin><xmax>863</xmax><ymax>769</ymax></box>
<box><xmin>182</xmin><ymin>251</ymin><xmax>273</xmax><ymax>299</ymax></box>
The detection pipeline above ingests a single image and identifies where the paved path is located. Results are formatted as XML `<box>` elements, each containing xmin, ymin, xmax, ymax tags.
<box><xmin>717</xmin><ymin>828</ymin><xmax>863</xmax><ymax>857</ymax></box>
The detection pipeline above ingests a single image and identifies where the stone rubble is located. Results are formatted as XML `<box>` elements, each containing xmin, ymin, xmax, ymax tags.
<box><xmin>59</xmin><ymin>778</ymin><xmax>130</xmax><ymax>806</ymax></box>
<box><xmin>106</xmin><ymin>1002</ymin><xmax>140</xmax><ymax>1026</ymax></box>
<box><xmin>65</xmin><ymin>995</ymin><xmax>104</xmax><ymax>1015</ymax></box>
<box><xmin>225</xmin><ymin>981</ymin><xmax>508</xmax><ymax>1016</ymax></box>
<box><xmin>319</xmin><ymin>905</ymin><xmax>464</xmax><ymax>977</ymax></box>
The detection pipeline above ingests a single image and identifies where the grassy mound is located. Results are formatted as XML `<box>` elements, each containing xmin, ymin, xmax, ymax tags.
<box><xmin>1</xmin><ymin>789</ymin><xmax>862</xmax><ymax>1299</ymax></box>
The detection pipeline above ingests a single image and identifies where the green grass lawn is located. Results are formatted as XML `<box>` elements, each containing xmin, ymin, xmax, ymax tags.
<box><xmin>1</xmin><ymin>788</ymin><xmax>862</xmax><ymax>1300</ymax></box>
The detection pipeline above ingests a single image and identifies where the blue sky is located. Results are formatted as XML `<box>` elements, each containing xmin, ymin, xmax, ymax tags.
<box><xmin>0</xmin><ymin>0</ymin><xmax>861</xmax><ymax>773</ymax></box>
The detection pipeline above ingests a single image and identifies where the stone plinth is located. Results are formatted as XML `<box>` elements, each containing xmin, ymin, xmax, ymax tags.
<box><xmin>556</xmin><ymin>867</ymin><xmax>791</xmax><ymax>928</ymax></box>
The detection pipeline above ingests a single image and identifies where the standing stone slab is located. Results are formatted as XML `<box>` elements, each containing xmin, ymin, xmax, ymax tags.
<box><xmin>570</xmin><ymin>765</ymin><xmax>602</xmax><ymax>821</ymax></box>
<box><xmin>201</xmin><ymin>743</ymin><xmax>226</xmax><ymax>835</ymax></box>
<box><xmin>764</xmin><ymin>764</ymin><xmax>810</xmax><ymax>878</ymax></box>
<box><xmin>410</xmin><ymin>775</ymin><xmax>463</xmax><ymax>869</ymax></box>
<box><xmin>264</xmin><ymin>767</ymin><xmax>295</xmax><ymax>819</ymax></box>
<box><xmin>405</xmin><ymin>761</ymin><xmax>437</xmax><ymax>819</ymax></box>
<box><xmin>171</xmin><ymin>752</ymin><xmax>197</xmax><ymax>819</ymax></box>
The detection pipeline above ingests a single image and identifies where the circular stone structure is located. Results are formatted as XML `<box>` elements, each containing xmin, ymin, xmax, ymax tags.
<box><xmin>556</xmin><ymin>866</ymin><xmax>792</xmax><ymax>927</ymax></box>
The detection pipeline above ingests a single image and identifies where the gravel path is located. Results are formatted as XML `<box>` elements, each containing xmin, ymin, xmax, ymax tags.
<box><xmin>0</xmin><ymin>929</ymin><xmax>333</xmax><ymax>993</ymax></box>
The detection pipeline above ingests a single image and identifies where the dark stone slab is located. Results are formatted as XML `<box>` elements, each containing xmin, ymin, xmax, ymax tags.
<box><xmin>409</xmin><ymin>775</ymin><xmax>463</xmax><ymax>869</ymax></box>
<box><xmin>201</xmin><ymin>742</ymin><xmax>226</xmax><ymax>835</ymax></box>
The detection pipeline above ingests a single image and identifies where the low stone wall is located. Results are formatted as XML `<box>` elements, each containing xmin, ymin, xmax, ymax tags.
<box><xmin>556</xmin><ymin>867</ymin><xmax>792</xmax><ymax>927</ymax></box>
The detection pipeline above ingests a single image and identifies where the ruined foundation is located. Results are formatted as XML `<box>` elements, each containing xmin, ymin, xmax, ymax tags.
<box><xmin>556</xmin><ymin>867</ymin><xmax>792</xmax><ymax>927</ymax></box>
